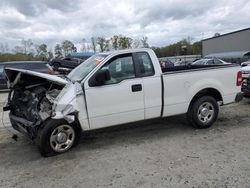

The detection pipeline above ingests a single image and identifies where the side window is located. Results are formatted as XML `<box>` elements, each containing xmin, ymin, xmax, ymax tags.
<box><xmin>207</xmin><ymin>60</ymin><xmax>214</xmax><ymax>65</ymax></box>
<box><xmin>100</xmin><ymin>55</ymin><xmax>135</xmax><ymax>85</ymax></box>
<box><xmin>136</xmin><ymin>52</ymin><xmax>154</xmax><ymax>76</ymax></box>
<box><xmin>214</xmin><ymin>59</ymin><xmax>222</xmax><ymax>64</ymax></box>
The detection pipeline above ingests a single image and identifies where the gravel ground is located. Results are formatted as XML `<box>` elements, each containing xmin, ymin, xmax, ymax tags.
<box><xmin>0</xmin><ymin>92</ymin><xmax>250</xmax><ymax>188</ymax></box>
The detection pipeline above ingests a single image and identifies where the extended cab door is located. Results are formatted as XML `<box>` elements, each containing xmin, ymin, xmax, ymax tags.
<box><xmin>84</xmin><ymin>53</ymin><xmax>145</xmax><ymax>129</ymax></box>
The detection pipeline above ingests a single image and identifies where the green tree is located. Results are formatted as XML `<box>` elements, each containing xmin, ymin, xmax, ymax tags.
<box><xmin>111</xmin><ymin>35</ymin><xmax>119</xmax><ymax>50</ymax></box>
<box><xmin>192</xmin><ymin>41</ymin><xmax>202</xmax><ymax>55</ymax></box>
<box><xmin>54</xmin><ymin>44</ymin><xmax>63</xmax><ymax>58</ymax></box>
<box><xmin>91</xmin><ymin>37</ymin><xmax>97</xmax><ymax>53</ymax></box>
<box><xmin>97</xmin><ymin>37</ymin><xmax>111</xmax><ymax>52</ymax></box>
<box><xmin>97</xmin><ymin>37</ymin><xmax>106</xmax><ymax>52</ymax></box>
<box><xmin>104</xmin><ymin>39</ymin><xmax>110</xmax><ymax>51</ymax></box>
<box><xmin>36</xmin><ymin>44</ymin><xmax>48</xmax><ymax>58</ymax></box>
<box><xmin>141</xmin><ymin>36</ymin><xmax>149</xmax><ymax>48</ymax></box>
<box><xmin>61</xmin><ymin>40</ymin><xmax>77</xmax><ymax>56</ymax></box>
<box><xmin>118</xmin><ymin>36</ymin><xmax>133</xmax><ymax>49</ymax></box>
<box><xmin>152</xmin><ymin>38</ymin><xmax>202</xmax><ymax>57</ymax></box>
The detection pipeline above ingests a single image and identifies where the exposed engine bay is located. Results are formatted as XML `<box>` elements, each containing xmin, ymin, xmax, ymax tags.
<box><xmin>4</xmin><ymin>68</ymin><xmax>69</xmax><ymax>138</ymax></box>
<box><xmin>10</xmin><ymin>85</ymin><xmax>61</xmax><ymax>125</ymax></box>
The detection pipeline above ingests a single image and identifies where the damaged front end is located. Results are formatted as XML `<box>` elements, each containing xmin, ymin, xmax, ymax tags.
<box><xmin>4</xmin><ymin>68</ymin><xmax>82</xmax><ymax>139</ymax></box>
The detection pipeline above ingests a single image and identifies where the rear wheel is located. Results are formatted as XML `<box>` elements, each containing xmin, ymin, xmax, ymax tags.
<box><xmin>187</xmin><ymin>96</ymin><xmax>219</xmax><ymax>128</ymax></box>
<box><xmin>36</xmin><ymin>119</ymin><xmax>80</xmax><ymax>157</ymax></box>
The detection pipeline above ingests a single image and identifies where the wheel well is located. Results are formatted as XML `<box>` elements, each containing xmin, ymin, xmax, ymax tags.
<box><xmin>189</xmin><ymin>88</ymin><xmax>223</xmax><ymax>107</ymax></box>
<box><xmin>73</xmin><ymin>113</ymin><xmax>83</xmax><ymax>132</ymax></box>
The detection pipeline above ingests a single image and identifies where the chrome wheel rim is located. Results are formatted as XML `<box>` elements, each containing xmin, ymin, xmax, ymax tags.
<box><xmin>197</xmin><ymin>102</ymin><xmax>214</xmax><ymax>124</ymax></box>
<box><xmin>50</xmin><ymin>124</ymin><xmax>75</xmax><ymax>153</ymax></box>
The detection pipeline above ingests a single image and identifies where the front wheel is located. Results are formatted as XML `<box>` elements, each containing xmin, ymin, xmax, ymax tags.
<box><xmin>187</xmin><ymin>96</ymin><xmax>219</xmax><ymax>129</ymax></box>
<box><xmin>36</xmin><ymin>119</ymin><xmax>80</xmax><ymax>157</ymax></box>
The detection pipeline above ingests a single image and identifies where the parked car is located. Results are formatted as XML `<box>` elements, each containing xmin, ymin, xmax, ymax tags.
<box><xmin>50</xmin><ymin>57</ymin><xmax>84</xmax><ymax>70</ymax></box>
<box><xmin>4</xmin><ymin>48</ymin><xmax>243</xmax><ymax>156</ymax></box>
<box><xmin>192</xmin><ymin>58</ymin><xmax>230</xmax><ymax>65</ymax></box>
<box><xmin>159</xmin><ymin>59</ymin><xmax>174</xmax><ymax>68</ymax></box>
<box><xmin>241</xmin><ymin>64</ymin><xmax>250</xmax><ymax>97</ymax></box>
<box><xmin>175</xmin><ymin>60</ymin><xmax>193</xmax><ymax>66</ymax></box>
<box><xmin>0</xmin><ymin>61</ymin><xmax>54</xmax><ymax>89</ymax></box>
<box><xmin>241</xmin><ymin>65</ymin><xmax>250</xmax><ymax>79</ymax></box>
<box><xmin>241</xmin><ymin>60</ymin><xmax>250</xmax><ymax>67</ymax></box>
<box><xmin>241</xmin><ymin>75</ymin><xmax>250</xmax><ymax>97</ymax></box>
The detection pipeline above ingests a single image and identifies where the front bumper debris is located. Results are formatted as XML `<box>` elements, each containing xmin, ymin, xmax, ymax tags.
<box><xmin>9</xmin><ymin>113</ymin><xmax>37</xmax><ymax>139</ymax></box>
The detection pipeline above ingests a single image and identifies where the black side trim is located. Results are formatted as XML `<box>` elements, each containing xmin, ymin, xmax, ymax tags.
<box><xmin>3</xmin><ymin>106</ymin><xmax>11</xmax><ymax>111</ymax></box>
<box><xmin>160</xmin><ymin>75</ymin><xmax>164</xmax><ymax>117</ymax></box>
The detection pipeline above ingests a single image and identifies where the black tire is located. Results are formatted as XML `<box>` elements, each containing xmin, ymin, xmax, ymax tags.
<box><xmin>187</xmin><ymin>96</ymin><xmax>219</xmax><ymax>129</ymax></box>
<box><xmin>36</xmin><ymin>119</ymin><xmax>80</xmax><ymax>157</ymax></box>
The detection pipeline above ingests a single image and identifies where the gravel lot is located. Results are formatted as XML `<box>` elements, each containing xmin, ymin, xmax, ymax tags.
<box><xmin>0</xmin><ymin>92</ymin><xmax>250</xmax><ymax>187</ymax></box>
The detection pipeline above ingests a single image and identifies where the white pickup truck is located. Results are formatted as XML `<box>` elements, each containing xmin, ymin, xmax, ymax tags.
<box><xmin>4</xmin><ymin>48</ymin><xmax>243</xmax><ymax>156</ymax></box>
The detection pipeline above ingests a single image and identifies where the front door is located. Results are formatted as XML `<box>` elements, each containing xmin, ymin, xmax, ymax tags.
<box><xmin>84</xmin><ymin>53</ymin><xmax>145</xmax><ymax>129</ymax></box>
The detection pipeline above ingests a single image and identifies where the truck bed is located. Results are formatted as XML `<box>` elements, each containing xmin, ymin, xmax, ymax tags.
<box><xmin>161</xmin><ymin>64</ymin><xmax>241</xmax><ymax>117</ymax></box>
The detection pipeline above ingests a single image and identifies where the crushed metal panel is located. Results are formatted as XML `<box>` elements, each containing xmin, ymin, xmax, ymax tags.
<box><xmin>5</xmin><ymin>68</ymin><xmax>68</xmax><ymax>87</ymax></box>
<box><xmin>52</xmin><ymin>82</ymin><xmax>89</xmax><ymax>130</ymax></box>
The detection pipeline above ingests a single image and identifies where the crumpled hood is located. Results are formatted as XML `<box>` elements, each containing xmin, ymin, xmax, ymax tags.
<box><xmin>4</xmin><ymin>68</ymin><xmax>68</xmax><ymax>87</ymax></box>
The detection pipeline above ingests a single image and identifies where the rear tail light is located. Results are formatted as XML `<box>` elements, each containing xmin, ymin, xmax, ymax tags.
<box><xmin>236</xmin><ymin>71</ymin><xmax>242</xmax><ymax>86</ymax></box>
<box><xmin>48</xmin><ymin>69</ymin><xmax>54</xmax><ymax>74</ymax></box>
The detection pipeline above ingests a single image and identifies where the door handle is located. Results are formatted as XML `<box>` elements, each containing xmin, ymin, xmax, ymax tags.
<box><xmin>131</xmin><ymin>84</ymin><xmax>142</xmax><ymax>92</ymax></box>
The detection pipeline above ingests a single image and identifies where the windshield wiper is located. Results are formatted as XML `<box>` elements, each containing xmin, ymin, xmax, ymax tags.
<box><xmin>63</xmin><ymin>75</ymin><xmax>73</xmax><ymax>83</ymax></box>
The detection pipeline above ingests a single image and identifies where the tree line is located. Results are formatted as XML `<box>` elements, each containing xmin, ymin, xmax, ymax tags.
<box><xmin>0</xmin><ymin>36</ymin><xmax>202</xmax><ymax>62</ymax></box>
<box><xmin>0</xmin><ymin>35</ymin><xmax>150</xmax><ymax>61</ymax></box>
<box><xmin>54</xmin><ymin>35</ymin><xmax>150</xmax><ymax>58</ymax></box>
<box><xmin>152</xmin><ymin>39</ymin><xmax>202</xmax><ymax>57</ymax></box>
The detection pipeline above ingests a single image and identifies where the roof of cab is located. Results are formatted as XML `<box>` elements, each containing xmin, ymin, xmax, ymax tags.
<box><xmin>99</xmin><ymin>48</ymin><xmax>152</xmax><ymax>55</ymax></box>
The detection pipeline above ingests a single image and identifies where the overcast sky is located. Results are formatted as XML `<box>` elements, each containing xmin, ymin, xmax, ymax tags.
<box><xmin>0</xmin><ymin>0</ymin><xmax>249</xmax><ymax>50</ymax></box>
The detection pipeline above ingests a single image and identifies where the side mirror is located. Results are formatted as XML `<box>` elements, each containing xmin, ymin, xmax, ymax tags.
<box><xmin>89</xmin><ymin>69</ymin><xmax>111</xmax><ymax>86</ymax></box>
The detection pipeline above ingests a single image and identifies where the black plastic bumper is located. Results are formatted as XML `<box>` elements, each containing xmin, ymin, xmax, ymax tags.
<box><xmin>9</xmin><ymin>113</ymin><xmax>38</xmax><ymax>139</ymax></box>
<box><xmin>241</xmin><ymin>78</ymin><xmax>250</xmax><ymax>97</ymax></box>
<box><xmin>235</xmin><ymin>92</ymin><xmax>244</xmax><ymax>102</ymax></box>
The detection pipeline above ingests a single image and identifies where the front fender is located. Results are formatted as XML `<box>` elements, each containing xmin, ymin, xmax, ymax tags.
<box><xmin>52</xmin><ymin>82</ymin><xmax>83</xmax><ymax>123</ymax></box>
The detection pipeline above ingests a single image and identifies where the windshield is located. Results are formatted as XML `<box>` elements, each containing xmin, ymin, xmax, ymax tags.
<box><xmin>192</xmin><ymin>59</ymin><xmax>209</xmax><ymax>65</ymax></box>
<box><xmin>68</xmin><ymin>54</ymin><xmax>107</xmax><ymax>81</ymax></box>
